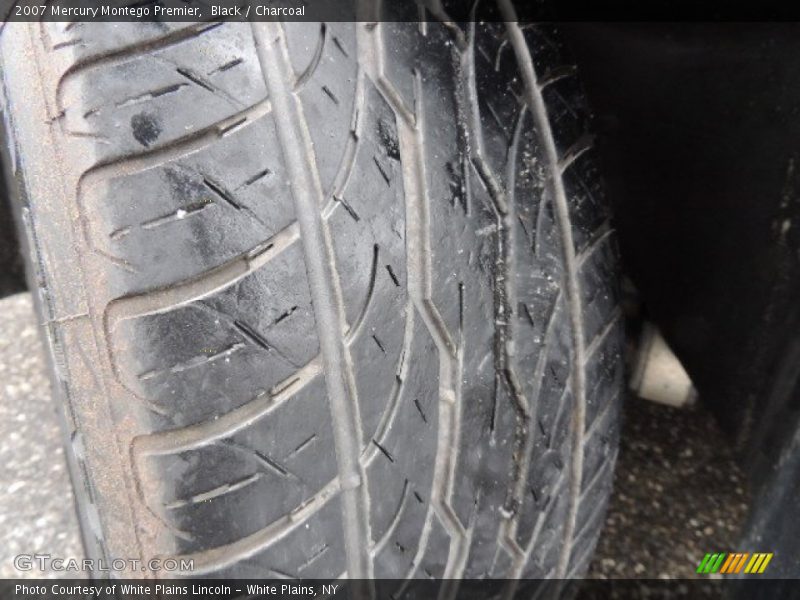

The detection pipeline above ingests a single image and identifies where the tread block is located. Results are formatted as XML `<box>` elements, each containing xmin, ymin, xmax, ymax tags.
<box><xmin>137</xmin><ymin>375</ymin><xmax>338</xmax><ymax>552</ymax></box>
<box><xmin>290</xmin><ymin>21</ymin><xmax>359</xmax><ymax>194</ymax></box>
<box><xmin>583</xmin><ymin>319</ymin><xmax>625</xmax><ymax>433</ymax></box>
<box><xmin>113</xmin><ymin>243</ymin><xmax>318</xmax><ymax>429</ymax></box>
<box><xmin>84</xmin><ymin>118</ymin><xmax>295</xmax><ymax>294</ymax></box>
<box><xmin>579</xmin><ymin>236</ymin><xmax>621</xmax><ymax>358</ymax></box>
<box><xmin>367</xmin><ymin>313</ymin><xmax>439</xmax><ymax>574</ymax></box>
<box><xmin>562</xmin><ymin>152</ymin><xmax>610</xmax><ymax>255</ymax></box>
<box><xmin>200</xmin><ymin>495</ymin><xmax>347</xmax><ymax>579</ymax></box>
<box><xmin>61</xmin><ymin>24</ymin><xmax>268</xmax><ymax>162</ymax></box>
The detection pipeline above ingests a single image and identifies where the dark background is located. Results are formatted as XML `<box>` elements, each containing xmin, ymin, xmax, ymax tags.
<box><xmin>562</xmin><ymin>24</ymin><xmax>800</xmax><ymax>455</ymax></box>
<box><xmin>559</xmin><ymin>24</ymin><xmax>800</xmax><ymax>576</ymax></box>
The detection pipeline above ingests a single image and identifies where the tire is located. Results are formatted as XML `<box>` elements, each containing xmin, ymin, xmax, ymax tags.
<box><xmin>1</xmin><ymin>7</ymin><xmax>623</xmax><ymax>582</ymax></box>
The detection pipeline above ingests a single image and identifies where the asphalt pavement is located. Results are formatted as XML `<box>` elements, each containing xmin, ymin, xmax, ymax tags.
<box><xmin>0</xmin><ymin>293</ymin><xmax>82</xmax><ymax>579</ymax></box>
<box><xmin>0</xmin><ymin>292</ymin><xmax>751</xmax><ymax>580</ymax></box>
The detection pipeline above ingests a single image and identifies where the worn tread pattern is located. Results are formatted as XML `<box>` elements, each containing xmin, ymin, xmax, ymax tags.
<box><xmin>2</xmin><ymin>3</ymin><xmax>623</xmax><ymax>582</ymax></box>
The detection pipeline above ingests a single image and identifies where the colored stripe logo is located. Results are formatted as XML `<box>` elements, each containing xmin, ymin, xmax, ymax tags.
<box><xmin>696</xmin><ymin>552</ymin><xmax>773</xmax><ymax>574</ymax></box>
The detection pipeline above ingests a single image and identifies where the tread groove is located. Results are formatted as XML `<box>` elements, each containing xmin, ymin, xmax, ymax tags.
<box><xmin>294</xmin><ymin>23</ymin><xmax>327</xmax><ymax>91</ymax></box>
<box><xmin>104</xmin><ymin>221</ymin><xmax>299</xmax><ymax>330</ymax></box>
<box><xmin>164</xmin><ymin>472</ymin><xmax>261</xmax><ymax>510</ymax></box>
<box><xmin>500</xmin><ymin>4</ymin><xmax>590</xmax><ymax>578</ymax></box>
<box><xmin>133</xmin><ymin>356</ymin><xmax>322</xmax><ymax>456</ymax></box>
<box><xmin>55</xmin><ymin>22</ymin><xmax>224</xmax><ymax>105</ymax></box>
<box><xmin>346</xmin><ymin>244</ymin><xmax>379</xmax><ymax>344</ymax></box>
<box><xmin>170</xmin><ymin>479</ymin><xmax>341</xmax><ymax>575</ymax></box>
<box><xmin>252</xmin><ymin>20</ymin><xmax>373</xmax><ymax>581</ymax></box>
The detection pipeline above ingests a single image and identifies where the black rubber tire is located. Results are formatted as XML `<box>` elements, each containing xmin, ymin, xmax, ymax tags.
<box><xmin>1</xmin><ymin>7</ymin><xmax>623</xmax><ymax>582</ymax></box>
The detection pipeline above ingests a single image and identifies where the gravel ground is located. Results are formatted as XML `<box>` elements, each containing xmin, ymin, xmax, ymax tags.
<box><xmin>588</xmin><ymin>397</ymin><xmax>751</xmax><ymax>579</ymax></box>
<box><xmin>0</xmin><ymin>292</ymin><xmax>750</xmax><ymax>580</ymax></box>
